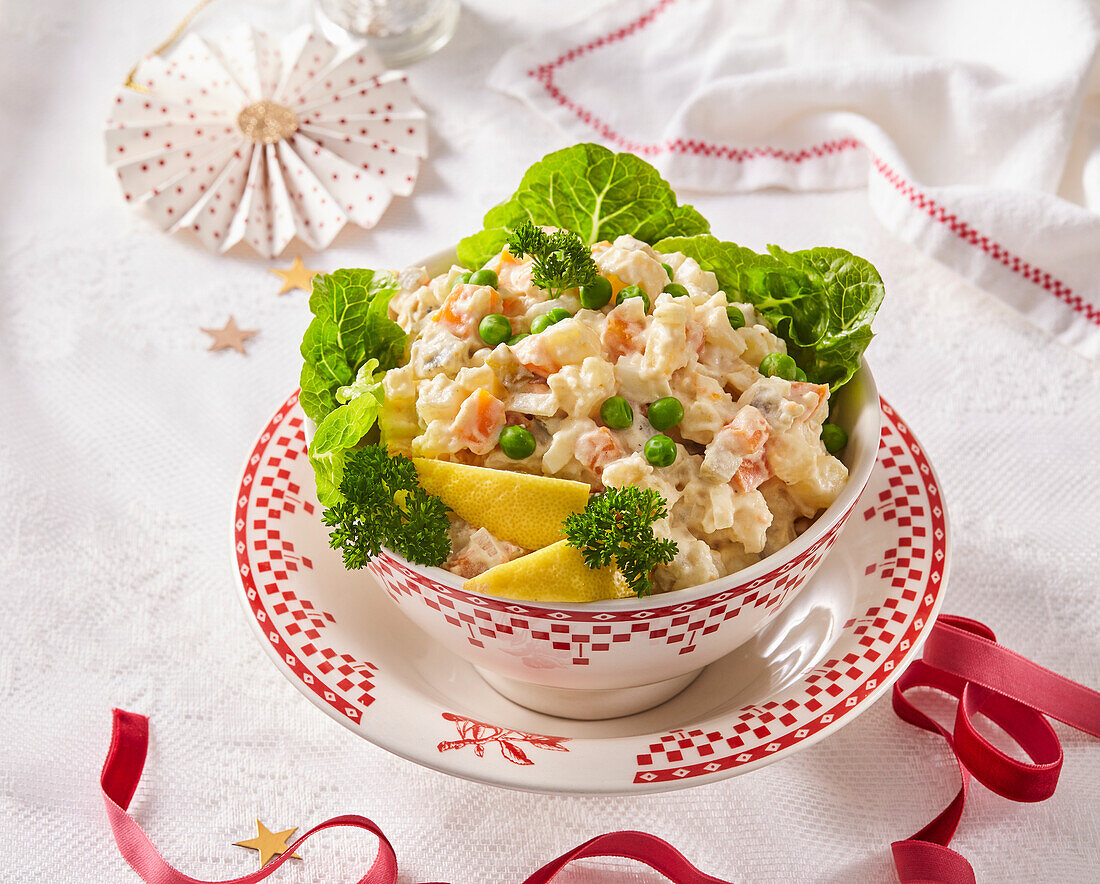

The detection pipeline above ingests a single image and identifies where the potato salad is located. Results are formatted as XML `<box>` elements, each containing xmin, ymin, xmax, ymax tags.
<box><xmin>380</xmin><ymin>234</ymin><xmax>849</xmax><ymax>592</ymax></box>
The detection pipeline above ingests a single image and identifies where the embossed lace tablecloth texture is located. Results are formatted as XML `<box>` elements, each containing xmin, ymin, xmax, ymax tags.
<box><xmin>0</xmin><ymin>1</ymin><xmax>1098</xmax><ymax>882</ymax></box>
<box><xmin>492</xmin><ymin>0</ymin><xmax>1100</xmax><ymax>360</ymax></box>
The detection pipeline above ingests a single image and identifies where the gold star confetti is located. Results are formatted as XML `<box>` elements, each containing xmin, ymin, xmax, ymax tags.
<box><xmin>270</xmin><ymin>256</ymin><xmax>320</xmax><ymax>295</ymax></box>
<box><xmin>201</xmin><ymin>316</ymin><xmax>258</xmax><ymax>355</ymax></box>
<box><xmin>233</xmin><ymin>819</ymin><xmax>302</xmax><ymax>868</ymax></box>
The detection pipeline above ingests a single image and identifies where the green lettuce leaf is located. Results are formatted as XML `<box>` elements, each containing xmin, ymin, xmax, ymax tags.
<box><xmin>299</xmin><ymin>269</ymin><xmax>405</xmax><ymax>424</ymax></box>
<box><xmin>309</xmin><ymin>360</ymin><xmax>385</xmax><ymax>507</ymax></box>
<box><xmin>654</xmin><ymin>235</ymin><xmax>884</xmax><ymax>390</ymax></box>
<box><xmin>457</xmin><ymin>143</ymin><xmax>710</xmax><ymax>270</ymax></box>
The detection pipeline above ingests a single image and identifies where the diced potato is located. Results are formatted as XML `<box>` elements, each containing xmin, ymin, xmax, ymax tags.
<box><xmin>615</xmin><ymin>353</ymin><xmax>672</xmax><ymax>402</ymax></box>
<box><xmin>548</xmin><ymin>356</ymin><xmax>616</xmax><ymax>419</ymax></box>
<box><xmin>595</xmin><ymin>235</ymin><xmax>669</xmax><ymax>297</ymax></box>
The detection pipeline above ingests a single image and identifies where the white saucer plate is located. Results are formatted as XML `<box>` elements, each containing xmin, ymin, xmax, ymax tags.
<box><xmin>233</xmin><ymin>393</ymin><xmax>949</xmax><ymax>794</ymax></box>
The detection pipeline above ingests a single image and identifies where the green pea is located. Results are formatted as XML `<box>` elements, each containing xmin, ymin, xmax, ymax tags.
<box><xmin>647</xmin><ymin>396</ymin><xmax>684</xmax><ymax>431</ymax></box>
<box><xmin>795</xmin><ymin>367</ymin><xmax>808</xmax><ymax>382</ymax></box>
<box><xmin>507</xmin><ymin>333</ymin><xmax>529</xmax><ymax>346</ymax></box>
<box><xmin>726</xmin><ymin>306</ymin><xmax>746</xmax><ymax>329</ymax></box>
<box><xmin>760</xmin><ymin>352</ymin><xmax>799</xmax><ymax>381</ymax></box>
<box><xmin>469</xmin><ymin>268</ymin><xmax>499</xmax><ymax>288</ymax></box>
<box><xmin>821</xmin><ymin>424</ymin><xmax>847</xmax><ymax>454</ymax></box>
<box><xmin>579</xmin><ymin>276</ymin><xmax>613</xmax><ymax>310</ymax></box>
<box><xmin>499</xmin><ymin>425</ymin><xmax>536</xmax><ymax>459</ymax></box>
<box><xmin>616</xmin><ymin>285</ymin><xmax>650</xmax><ymax>312</ymax></box>
<box><xmin>644</xmin><ymin>434</ymin><xmax>677</xmax><ymax>467</ymax></box>
<box><xmin>546</xmin><ymin>307</ymin><xmax>572</xmax><ymax>324</ymax></box>
<box><xmin>453</xmin><ymin>271</ymin><xmax>472</xmax><ymax>288</ymax></box>
<box><xmin>529</xmin><ymin>314</ymin><xmax>554</xmax><ymax>334</ymax></box>
<box><xmin>478</xmin><ymin>313</ymin><xmax>512</xmax><ymax>347</ymax></box>
<box><xmin>661</xmin><ymin>262</ymin><xmax>675</xmax><ymax>280</ymax></box>
<box><xmin>599</xmin><ymin>396</ymin><xmax>633</xmax><ymax>430</ymax></box>
<box><xmin>663</xmin><ymin>283</ymin><xmax>690</xmax><ymax>298</ymax></box>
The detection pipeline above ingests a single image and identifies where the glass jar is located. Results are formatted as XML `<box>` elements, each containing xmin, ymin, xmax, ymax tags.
<box><xmin>314</xmin><ymin>0</ymin><xmax>460</xmax><ymax>66</ymax></box>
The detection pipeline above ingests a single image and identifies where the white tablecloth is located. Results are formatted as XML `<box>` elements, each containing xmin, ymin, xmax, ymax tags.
<box><xmin>1</xmin><ymin>2</ymin><xmax>1097</xmax><ymax>882</ymax></box>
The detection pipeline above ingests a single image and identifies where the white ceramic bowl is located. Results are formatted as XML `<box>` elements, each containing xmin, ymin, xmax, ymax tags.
<box><xmin>357</xmin><ymin>249</ymin><xmax>882</xmax><ymax>720</ymax></box>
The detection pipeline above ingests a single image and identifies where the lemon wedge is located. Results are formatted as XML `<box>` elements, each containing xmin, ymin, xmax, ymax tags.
<box><xmin>412</xmin><ymin>458</ymin><xmax>590</xmax><ymax>551</ymax></box>
<box><xmin>463</xmin><ymin>540</ymin><xmax>633</xmax><ymax>602</ymax></box>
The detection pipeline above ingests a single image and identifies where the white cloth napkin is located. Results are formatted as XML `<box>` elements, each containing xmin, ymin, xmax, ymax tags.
<box><xmin>491</xmin><ymin>0</ymin><xmax>1100</xmax><ymax>360</ymax></box>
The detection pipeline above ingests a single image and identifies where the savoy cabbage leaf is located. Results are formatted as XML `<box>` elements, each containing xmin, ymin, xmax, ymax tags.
<box><xmin>457</xmin><ymin>143</ymin><xmax>709</xmax><ymax>269</ymax></box>
<box><xmin>308</xmin><ymin>360</ymin><xmax>386</xmax><ymax>507</ymax></box>
<box><xmin>298</xmin><ymin>269</ymin><xmax>405</xmax><ymax>424</ymax></box>
<box><xmin>654</xmin><ymin>235</ymin><xmax>884</xmax><ymax>390</ymax></box>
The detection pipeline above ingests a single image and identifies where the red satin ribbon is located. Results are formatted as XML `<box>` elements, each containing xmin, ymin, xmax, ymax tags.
<box><xmin>102</xmin><ymin>710</ymin><xmax>403</xmax><ymax>884</ymax></box>
<box><xmin>101</xmin><ymin>709</ymin><xmax>731</xmax><ymax>883</ymax></box>
<box><xmin>891</xmin><ymin>615</ymin><xmax>1100</xmax><ymax>883</ymax></box>
<box><xmin>102</xmin><ymin>614</ymin><xmax>1098</xmax><ymax>884</ymax></box>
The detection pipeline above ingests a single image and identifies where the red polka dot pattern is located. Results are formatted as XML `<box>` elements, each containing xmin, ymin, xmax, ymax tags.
<box><xmin>104</xmin><ymin>27</ymin><xmax>427</xmax><ymax>257</ymax></box>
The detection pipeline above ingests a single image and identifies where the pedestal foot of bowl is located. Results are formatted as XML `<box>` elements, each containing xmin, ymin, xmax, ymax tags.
<box><xmin>473</xmin><ymin>666</ymin><xmax>704</xmax><ymax>720</ymax></box>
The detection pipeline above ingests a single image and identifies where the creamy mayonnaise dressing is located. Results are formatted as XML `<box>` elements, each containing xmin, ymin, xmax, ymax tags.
<box><xmin>385</xmin><ymin>234</ymin><xmax>848</xmax><ymax>591</ymax></box>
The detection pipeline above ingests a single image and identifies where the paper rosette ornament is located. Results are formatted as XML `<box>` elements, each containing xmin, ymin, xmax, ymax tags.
<box><xmin>105</xmin><ymin>26</ymin><xmax>427</xmax><ymax>257</ymax></box>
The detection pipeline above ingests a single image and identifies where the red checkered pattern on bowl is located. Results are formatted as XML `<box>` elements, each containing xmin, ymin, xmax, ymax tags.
<box><xmin>367</xmin><ymin>512</ymin><xmax>850</xmax><ymax>664</ymax></box>
<box><xmin>235</xmin><ymin>394</ymin><xmax>946</xmax><ymax>779</ymax></box>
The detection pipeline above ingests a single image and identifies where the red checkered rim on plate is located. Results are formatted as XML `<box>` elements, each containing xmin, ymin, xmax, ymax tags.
<box><xmin>235</xmin><ymin>391</ymin><xmax>379</xmax><ymax>724</ymax></box>
<box><xmin>234</xmin><ymin>392</ymin><xmax>946</xmax><ymax>781</ymax></box>
<box><xmin>632</xmin><ymin>400</ymin><xmax>947</xmax><ymax>782</ymax></box>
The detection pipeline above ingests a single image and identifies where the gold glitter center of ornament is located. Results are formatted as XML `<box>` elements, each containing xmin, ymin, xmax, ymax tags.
<box><xmin>237</xmin><ymin>101</ymin><xmax>299</xmax><ymax>144</ymax></box>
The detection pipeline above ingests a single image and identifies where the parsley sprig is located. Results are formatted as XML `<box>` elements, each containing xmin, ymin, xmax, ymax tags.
<box><xmin>507</xmin><ymin>220</ymin><xmax>598</xmax><ymax>300</ymax></box>
<box><xmin>323</xmin><ymin>445</ymin><xmax>451</xmax><ymax>569</ymax></box>
<box><xmin>562</xmin><ymin>486</ymin><xmax>679</xmax><ymax>597</ymax></box>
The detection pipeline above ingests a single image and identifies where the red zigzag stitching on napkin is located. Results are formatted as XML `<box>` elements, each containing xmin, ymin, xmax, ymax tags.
<box><xmin>524</xmin><ymin>0</ymin><xmax>1099</xmax><ymax>328</ymax></box>
<box><xmin>870</xmin><ymin>158</ymin><xmax>1099</xmax><ymax>325</ymax></box>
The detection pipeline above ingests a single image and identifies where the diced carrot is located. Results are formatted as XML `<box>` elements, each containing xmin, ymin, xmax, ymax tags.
<box><xmin>474</xmin><ymin>389</ymin><xmax>502</xmax><ymax>437</ymax></box>
<box><xmin>501</xmin><ymin>296</ymin><xmax>525</xmax><ymax>317</ymax></box>
<box><xmin>602</xmin><ymin>306</ymin><xmax>645</xmax><ymax>360</ymax></box>
<box><xmin>435</xmin><ymin>284</ymin><xmax>503</xmax><ymax>336</ymax></box>
<box><xmin>448</xmin><ymin>548</ymin><xmax>484</xmax><ymax>579</ymax></box>
<box><xmin>513</xmin><ymin>336</ymin><xmax>561</xmax><ymax>378</ymax></box>
<box><xmin>732</xmin><ymin>453</ymin><xmax>771</xmax><ymax>492</ymax></box>
<box><xmin>448</xmin><ymin>529</ymin><xmax>515</xmax><ymax>579</ymax></box>
<box><xmin>718</xmin><ymin>406</ymin><xmax>771</xmax><ymax>490</ymax></box>
<box><xmin>434</xmin><ymin>290</ymin><xmax>463</xmax><ymax>327</ymax></box>
<box><xmin>723</xmin><ymin>406</ymin><xmax>769</xmax><ymax>455</ymax></box>
<box><xmin>576</xmin><ymin>427</ymin><xmax>621</xmax><ymax>475</ymax></box>
<box><xmin>789</xmin><ymin>381</ymin><xmax>829</xmax><ymax>421</ymax></box>
<box><xmin>453</xmin><ymin>388</ymin><xmax>505</xmax><ymax>453</ymax></box>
